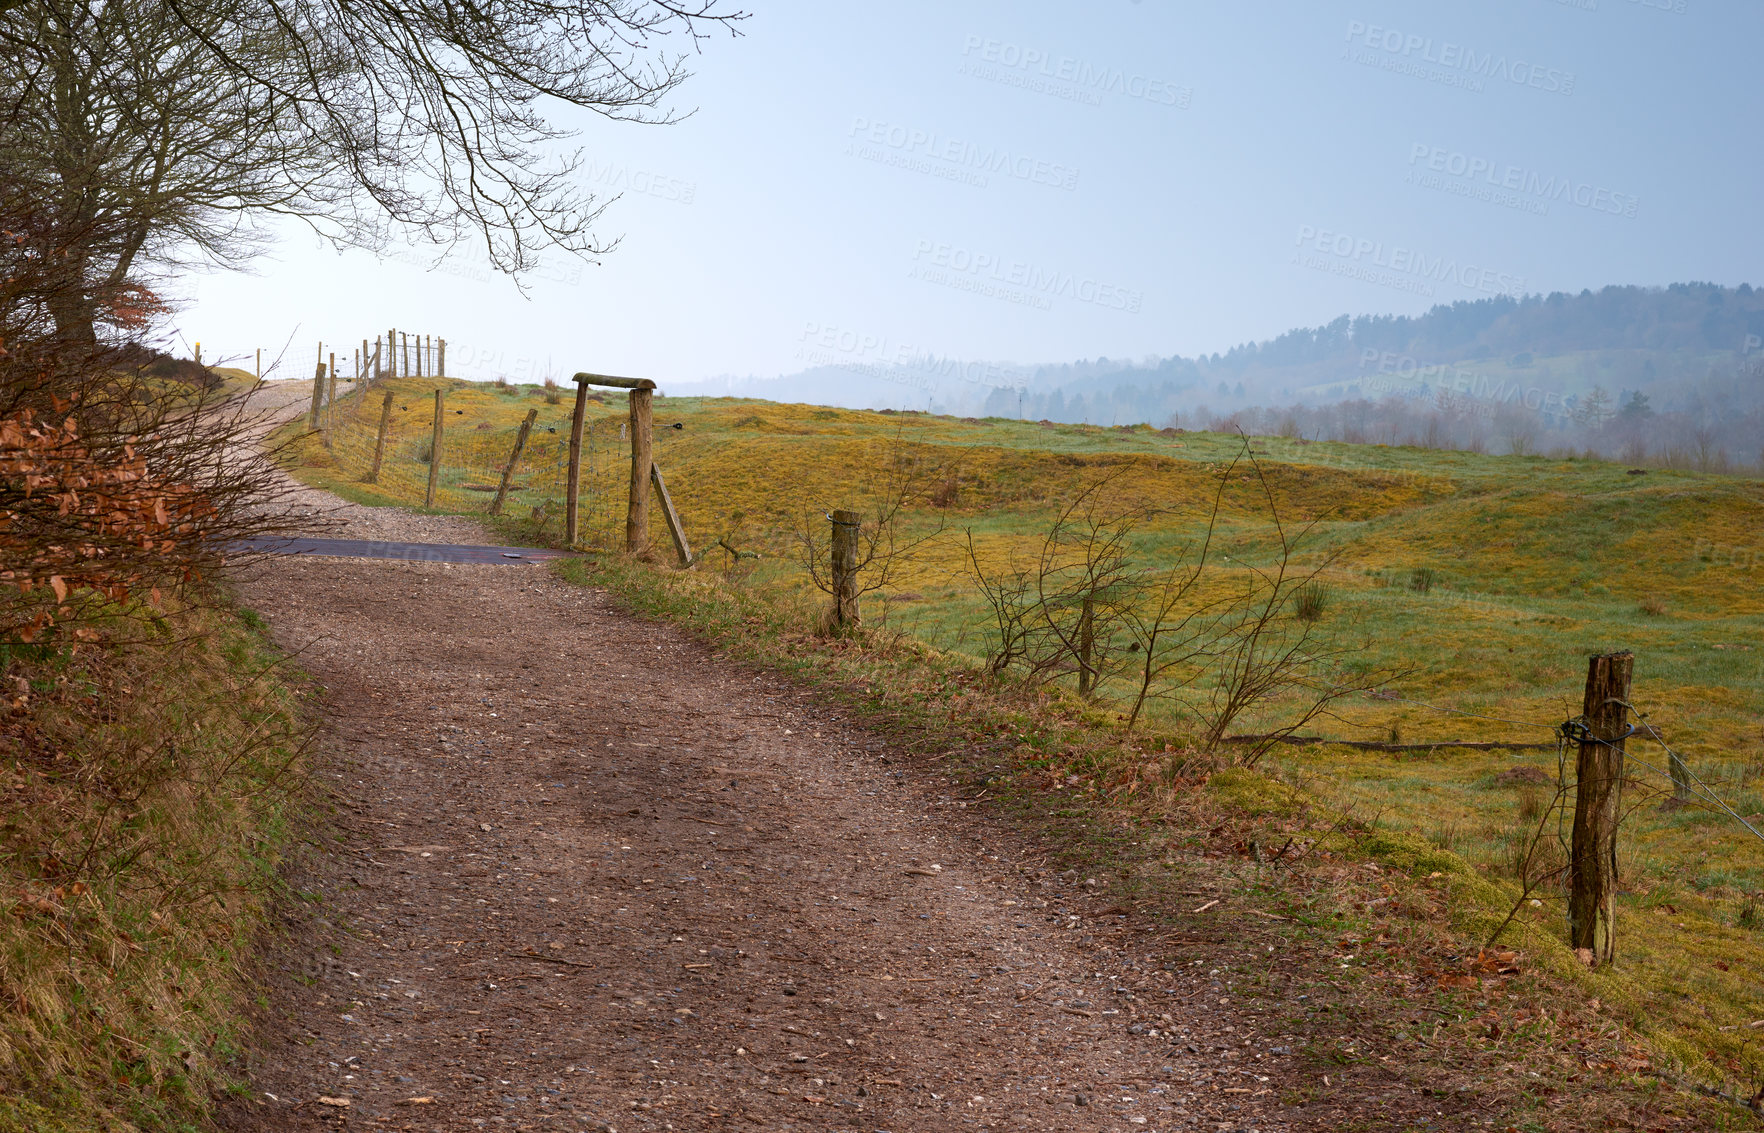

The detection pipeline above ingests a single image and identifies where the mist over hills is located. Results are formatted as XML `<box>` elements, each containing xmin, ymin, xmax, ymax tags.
<box><xmin>671</xmin><ymin>283</ymin><xmax>1764</xmax><ymax>468</ymax></box>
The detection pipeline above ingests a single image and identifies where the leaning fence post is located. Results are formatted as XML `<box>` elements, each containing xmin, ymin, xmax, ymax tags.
<box><xmin>626</xmin><ymin>386</ymin><xmax>654</xmax><ymax>554</ymax></box>
<box><xmin>491</xmin><ymin>408</ymin><xmax>538</xmax><ymax>517</ymax></box>
<box><xmin>830</xmin><ymin>509</ymin><xmax>861</xmax><ymax>627</ymax></box>
<box><xmin>651</xmin><ymin>464</ymin><xmax>692</xmax><ymax>566</ymax></box>
<box><xmin>1569</xmin><ymin>650</ymin><xmax>1633</xmax><ymax>967</ymax></box>
<box><xmin>367</xmin><ymin>390</ymin><xmax>394</xmax><ymax>483</ymax></box>
<box><xmin>424</xmin><ymin>388</ymin><xmax>445</xmax><ymax>509</ymax></box>
<box><xmin>307</xmin><ymin>360</ymin><xmax>326</xmax><ymax>429</ymax></box>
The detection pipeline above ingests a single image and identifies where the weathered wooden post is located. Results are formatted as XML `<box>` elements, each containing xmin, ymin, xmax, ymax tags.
<box><xmin>306</xmin><ymin>359</ymin><xmax>326</xmax><ymax>429</ymax></box>
<box><xmin>1569</xmin><ymin>650</ymin><xmax>1633</xmax><ymax>967</ymax></box>
<box><xmin>1668</xmin><ymin>749</ymin><xmax>1693</xmax><ymax>803</ymax></box>
<box><xmin>490</xmin><ymin>409</ymin><xmax>538</xmax><ymax>517</ymax></box>
<box><xmin>830</xmin><ymin>509</ymin><xmax>861</xmax><ymax>627</ymax></box>
<box><xmin>367</xmin><ymin>390</ymin><xmax>394</xmax><ymax>483</ymax></box>
<box><xmin>651</xmin><ymin>465</ymin><xmax>693</xmax><ymax>566</ymax></box>
<box><xmin>437</xmin><ymin>338</ymin><xmax>446</xmax><ymax>378</ymax></box>
<box><xmin>424</xmin><ymin>388</ymin><xmax>445</xmax><ymax>509</ymax></box>
<box><xmin>567</xmin><ymin>375</ymin><xmax>661</xmax><ymax>550</ymax></box>
<box><xmin>626</xmin><ymin>385</ymin><xmax>654</xmax><ymax>554</ymax></box>
<box><xmin>324</xmin><ymin>352</ymin><xmax>338</xmax><ymax>441</ymax></box>
<box><xmin>565</xmin><ymin>380</ymin><xmax>591</xmax><ymax>546</ymax></box>
<box><xmin>255</xmin><ymin>348</ymin><xmax>261</xmax><ymax>381</ymax></box>
<box><xmin>403</xmin><ymin>333</ymin><xmax>411</xmax><ymax>378</ymax></box>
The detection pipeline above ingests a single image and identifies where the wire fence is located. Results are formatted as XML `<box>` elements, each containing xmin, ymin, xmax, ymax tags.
<box><xmin>310</xmin><ymin>380</ymin><xmax>632</xmax><ymax>546</ymax></box>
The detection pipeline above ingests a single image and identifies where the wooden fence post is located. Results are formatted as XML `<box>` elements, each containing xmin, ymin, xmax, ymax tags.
<box><xmin>255</xmin><ymin>348</ymin><xmax>261</xmax><ymax>381</ymax></box>
<box><xmin>1668</xmin><ymin>749</ymin><xmax>1693</xmax><ymax>803</ymax></box>
<box><xmin>307</xmin><ymin>359</ymin><xmax>326</xmax><ymax>429</ymax></box>
<box><xmin>650</xmin><ymin>465</ymin><xmax>692</xmax><ymax>566</ymax></box>
<box><xmin>565</xmin><ymin>379</ymin><xmax>590</xmax><ymax>546</ymax></box>
<box><xmin>437</xmin><ymin>338</ymin><xmax>446</xmax><ymax>378</ymax></box>
<box><xmin>403</xmin><ymin>333</ymin><xmax>411</xmax><ymax>378</ymax></box>
<box><xmin>830</xmin><ymin>509</ymin><xmax>861</xmax><ymax>627</ymax></box>
<box><xmin>367</xmin><ymin>390</ymin><xmax>394</xmax><ymax>483</ymax></box>
<box><xmin>626</xmin><ymin>387</ymin><xmax>653</xmax><ymax>554</ymax></box>
<box><xmin>424</xmin><ymin>388</ymin><xmax>445</xmax><ymax>509</ymax></box>
<box><xmin>1569</xmin><ymin>650</ymin><xmax>1633</xmax><ymax>967</ymax></box>
<box><xmin>324</xmin><ymin>352</ymin><xmax>337</xmax><ymax>441</ymax></box>
<box><xmin>491</xmin><ymin>408</ymin><xmax>538</xmax><ymax>517</ymax></box>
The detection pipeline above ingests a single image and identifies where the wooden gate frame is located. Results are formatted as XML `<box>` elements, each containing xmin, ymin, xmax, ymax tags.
<box><xmin>567</xmin><ymin>373</ymin><xmax>692</xmax><ymax>565</ymax></box>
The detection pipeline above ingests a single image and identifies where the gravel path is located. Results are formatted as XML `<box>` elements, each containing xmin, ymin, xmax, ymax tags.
<box><xmin>215</xmin><ymin>382</ymin><xmax>1445</xmax><ymax>1132</ymax></box>
<box><xmin>222</xmin><ymin>555</ymin><xmax>1294</xmax><ymax>1133</ymax></box>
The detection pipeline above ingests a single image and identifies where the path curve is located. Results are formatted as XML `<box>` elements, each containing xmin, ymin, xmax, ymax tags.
<box><xmin>220</xmin><ymin>382</ymin><xmax>1298</xmax><ymax>1131</ymax></box>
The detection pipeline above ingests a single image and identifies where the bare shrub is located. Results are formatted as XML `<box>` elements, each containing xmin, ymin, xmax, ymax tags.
<box><xmin>965</xmin><ymin>441</ymin><xmax>1398</xmax><ymax>759</ymax></box>
<box><xmin>0</xmin><ymin>203</ymin><xmax>301</xmax><ymax>647</ymax></box>
<box><xmin>790</xmin><ymin>437</ymin><xmax>951</xmax><ymax>632</ymax></box>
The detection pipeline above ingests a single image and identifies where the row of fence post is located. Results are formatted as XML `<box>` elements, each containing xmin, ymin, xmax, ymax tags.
<box><xmin>370</xmin><ymin>330</ymin><xmax>444</xmax><ymax>380</ymax></box>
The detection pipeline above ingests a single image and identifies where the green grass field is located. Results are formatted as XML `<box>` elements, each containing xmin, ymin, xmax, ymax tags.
<box><xmin>279</xmin><ymin>376</ymin><xmax>1764</xmax><ymax>1089</ymax></box>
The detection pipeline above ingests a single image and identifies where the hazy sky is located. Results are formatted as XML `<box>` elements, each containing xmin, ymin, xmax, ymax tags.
<box><xmin>182</xmin><ymin>0</ymin><xmax>1763</xmax><ymax>388</ymax></box>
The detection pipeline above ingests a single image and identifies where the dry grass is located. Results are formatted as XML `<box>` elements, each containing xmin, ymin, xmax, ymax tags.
<box><xmin>0</xmin><ymin>601</ymin><xmax>308</xmax><ymax>1131</ymax></box>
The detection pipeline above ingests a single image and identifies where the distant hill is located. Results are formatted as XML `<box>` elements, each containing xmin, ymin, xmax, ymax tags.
<box><xmin>673</xmin><ymin>284</ymin><xmax>1764</xmax><ymax>468</ymax></box>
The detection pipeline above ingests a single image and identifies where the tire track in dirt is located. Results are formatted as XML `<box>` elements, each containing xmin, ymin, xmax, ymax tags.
<box><xmin>220</xmin><ymin>548</ymin><xmax>1301</xmax><ymax>1133</ymax></box>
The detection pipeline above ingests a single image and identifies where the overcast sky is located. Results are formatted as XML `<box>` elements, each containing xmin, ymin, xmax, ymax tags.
<box><xmin>182</xmin><ymin>0</ymin><xmax>1762</xmax><ymax>389</ymax></box>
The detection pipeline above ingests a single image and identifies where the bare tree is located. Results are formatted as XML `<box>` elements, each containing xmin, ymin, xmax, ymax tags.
<box><xmin>0</xmin><ymin>0</ymin><xmax>744</xmax><ymax>341</ymax></box>
<box><xmin>0</xmin><ymin>0</ymin><xmax>348</xmax><ymax>344</ymax></box>
<box><xmin>0</xmin><ymin>186</ymin><xmax>304</xmax><ymax>645</ymax></box>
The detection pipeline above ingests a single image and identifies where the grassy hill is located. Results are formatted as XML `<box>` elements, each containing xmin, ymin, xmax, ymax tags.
<box><xmin>280</xmin><ymin>377</ymin><xmax>1764</xmax><ymax>1094</ymax></box>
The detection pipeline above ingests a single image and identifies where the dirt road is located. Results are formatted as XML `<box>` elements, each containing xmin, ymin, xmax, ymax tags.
<box><xmin>219</xmin><ymin>530</ymin><xmax>1310</xmax><ymax>1133</ymax></box>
